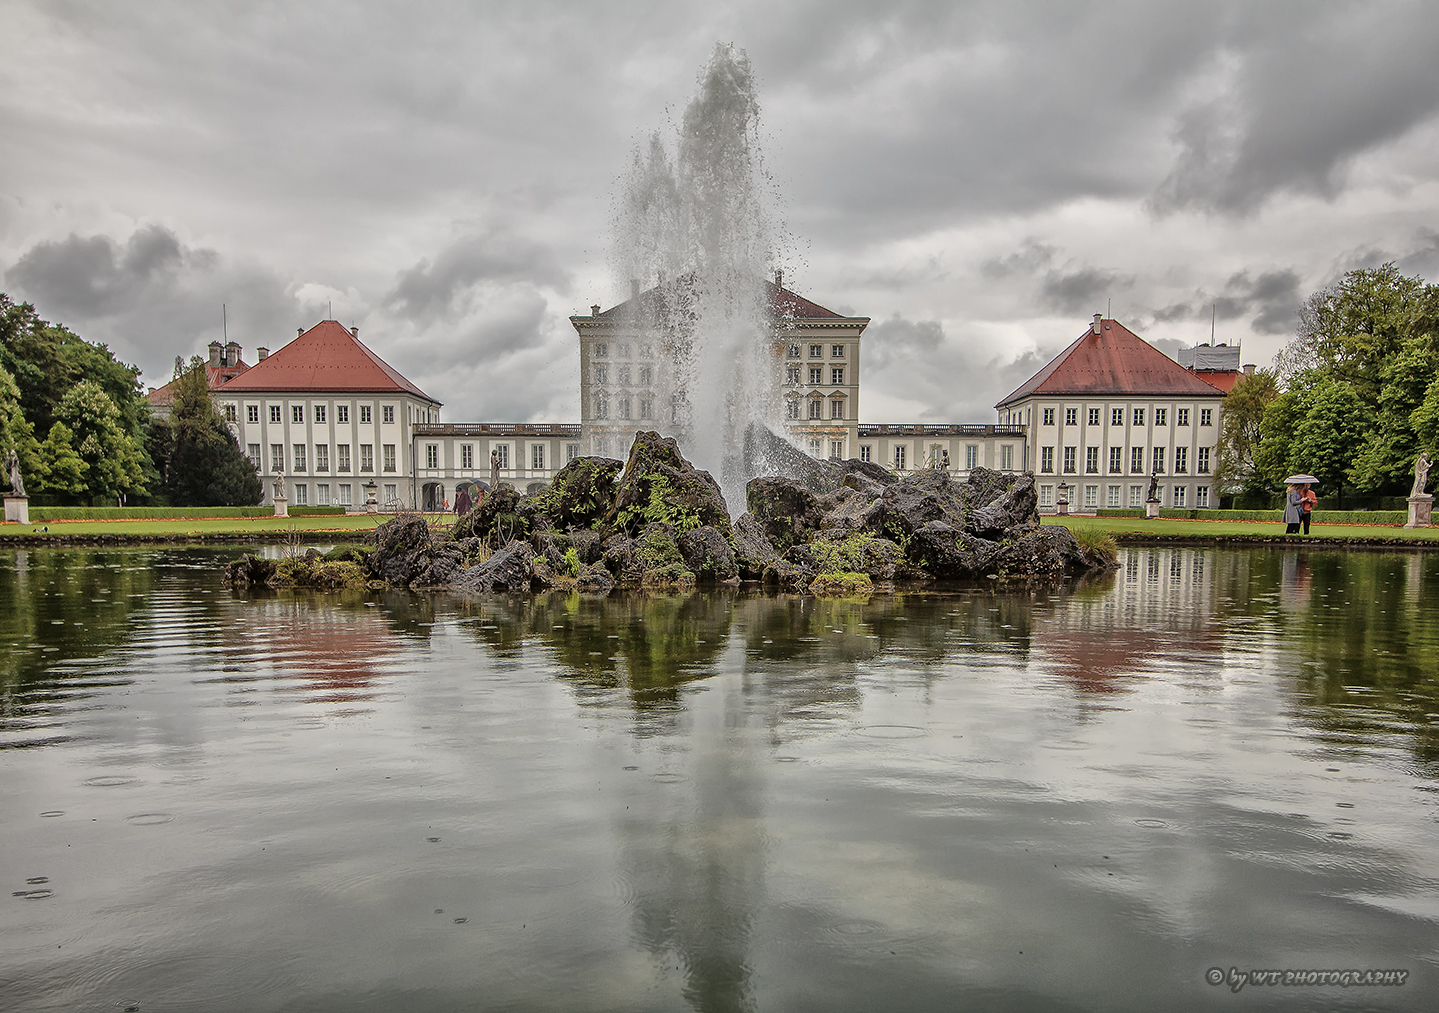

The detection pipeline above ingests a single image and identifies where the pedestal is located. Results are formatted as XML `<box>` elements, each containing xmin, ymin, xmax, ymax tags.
<box><xmin>1057</xmin><ymin>499</ymin><xmax>1069</xmax><ymax>516</ymax></box>
<box><xmin>1145</xmin><ymin>499</ymin><xmax>1161</xmax><ymax>519</ymax></box>
<box><xmin>4</xmin><ymin>496</ymin><xmax>29</xmax><ymax>524</ymax></box>
<box><xmin>364</xmin><ymin>486</ymin><xmax>378</xmax><ymax>513</ymax></box>
<box><xmin>1405</xmin><ymin>493</ymin><xmax>1432</xmax><ymax>529</ymax></box>
<box><xmin>273</xmin><ymin>494</ymin><xmax>288</xmax><ymax>518</ymax></box>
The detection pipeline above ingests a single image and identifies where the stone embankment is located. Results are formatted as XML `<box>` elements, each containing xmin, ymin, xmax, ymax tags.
<box><xmin>228</xmin><ymin>431</ymin><xmax>1115</xmax><ymax>595</ymax></box>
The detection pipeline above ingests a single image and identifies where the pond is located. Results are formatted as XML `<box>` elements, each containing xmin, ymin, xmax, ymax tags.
<box><xmin>1</xmin><ymin>546</ymin><xmax>1437</xmax><ymax>1011</ymax></box>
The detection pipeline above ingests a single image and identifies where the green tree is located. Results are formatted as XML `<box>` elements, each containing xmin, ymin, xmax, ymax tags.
<box><xmin>52</xmin><ymin>381</ymin><xmax>147</xmax><ymax>504</ymax></box>
<box><xmin>1349</xmin><ymin>336</ymin><xmax>1439</xmax><ymax>492</ymax></box>
<box><xmin>0</xmin><ymin>361</ymin><xmax>41</xmax><ymax>488</ymax></box>
<box><xmin>162</xmin><ymin>358</ymin><xmax>262</xmax><ymax>506</ymax></box>
<box><xmin>1213</xmin><ymin>368</ymin><xmax>1279</xmax><ymax>498</ymax></box>
<box><xmin>1255</xmin><ymin>371</ymin><xmax>1367</xmax><ymax>506</ymax></box>
<box><xmin>36</xmin><ymin>422</ymin><xmax>87</xmax><ymax>496</ymax></box>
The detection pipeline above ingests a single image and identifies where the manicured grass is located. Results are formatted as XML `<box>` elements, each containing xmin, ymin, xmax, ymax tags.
<box><xmin>1</xmin><ymin>513</ymin><xmax>399</xmax><ymax>538</ymax></box>
<box><xmin>1048</xmin><ymin>514</ymin><xmax>1439</xmax><ymax>541</ymax></box>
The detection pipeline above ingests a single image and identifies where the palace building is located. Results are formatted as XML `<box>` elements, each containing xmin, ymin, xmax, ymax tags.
<box><xmin>197</xmin><ymin>290</ymin><xmax>1231</xmax><ymax>513</ymax></box>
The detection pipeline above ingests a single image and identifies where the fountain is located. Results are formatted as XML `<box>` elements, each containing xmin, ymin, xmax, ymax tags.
<box><xmin>611</xmin><ymin>43</ymin><xmax>785</xmax><ymax>510</ymax></box>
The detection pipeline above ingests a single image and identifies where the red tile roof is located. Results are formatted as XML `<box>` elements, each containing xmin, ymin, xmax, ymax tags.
<box><xmin>1195</xmin><ymin>370</ymin><xmax>1242</xmax><ymax>394</ymax></box>
<box><xmin>996</xmin><ymin>319</ymin><xmax>1228</xmax><ymax>407</ymax></box>
<box><xmin>217</xmin><ymin>321</ymin><xmax>437</xmax><ymax>402</ymax></box>
<box><xmin>147</xmin><ymin>359</ymin><xmax>252</xmax><ymax>408</ymax></box>
<box><xmin>588</xmin><ymin>277</ymin><xmax>852</xmax><ymax>321</ymax></box>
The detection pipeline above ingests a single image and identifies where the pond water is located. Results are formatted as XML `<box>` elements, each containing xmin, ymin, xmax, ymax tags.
<box><xmin>2</xmin><ymin>546</ymin><xmax>1437</xmax><ymax>1012</ymax></box>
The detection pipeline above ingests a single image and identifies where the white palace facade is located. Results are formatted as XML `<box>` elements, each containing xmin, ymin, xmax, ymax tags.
<box><xmin>185</xmin><ymin>290</ymin><xmax>1240</xmax><ymax>513</ymax></box>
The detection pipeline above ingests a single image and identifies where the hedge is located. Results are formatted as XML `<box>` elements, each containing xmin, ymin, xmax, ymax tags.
<box><xmin>27</xmin><ymin>505</ymin><xmax>349</xmax><ymax>520</ymax></box>
<box><xmin>1092</xmin><ymin>508</ymin><xmax>1407</xmax><ymax>525</ymax></box>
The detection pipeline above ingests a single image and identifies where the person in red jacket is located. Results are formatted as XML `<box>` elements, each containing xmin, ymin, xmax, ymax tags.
<box><xmin>1299</xmin><ymin>485</ymin><xmax>1317</xmax><ymax>535</ymax></box>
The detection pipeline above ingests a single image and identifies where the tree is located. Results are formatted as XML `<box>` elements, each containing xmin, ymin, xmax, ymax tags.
<box><xmin>1213</xmin><ymin>368</ymin><xmax>1279</xmax><ymax>498</ymax></box>
<box><xmin>52</xmin><ymin>381</ymin><xmax>147</xmax><ymax>503</ymax></box>
<box><xmin>36</xmin><ymin>422</ymin><xmax>87</xmax><ymax>496</ymax></box>
<box><xmin>1349</xmin><ymin>336</ymin><xmax>1439</xmax><ymax>492</ymax></box>
<box><xmin>1255</xmin><ymin>371</ymin><xmax>1366</xmax><ymax>506</ymax></box>
<box><xmin>0</xmin><ymin>361</ymin><xmax>41</xmax><ymax>488</ymax></box>
<box><xmin>162</xmin><ymin>358</ymin><xmax>262</xmax><ymax>506</ymax></box>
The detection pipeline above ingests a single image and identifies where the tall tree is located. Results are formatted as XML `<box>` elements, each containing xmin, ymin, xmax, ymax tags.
<box><xmin>1255</xmin><ymin>371</ymin><xmax>1366</xmax><ymax>506</ymax></box>
<box><xmin>1213</xmin><ymin>368</ymin><xmax>1279</xmax><ymax>499</ymax></box>
<box><xmin>0</xmin><ymin>361</ymin><xmax>41</xmax><ymax>490</ymax></box>
<box><xmin>163</xmin><ymin>358</ymin><xmax>262</xmax><ymax>506</ymax></box>
<box><xmin>52</xmin><ymin>381</ymin><xmax>147</xmax><ymax>504</ymax></box>
<box><xmin>1349</xmin><ymin>336</ymin><xmax>1439</xmax><ymax>492</ymax></box>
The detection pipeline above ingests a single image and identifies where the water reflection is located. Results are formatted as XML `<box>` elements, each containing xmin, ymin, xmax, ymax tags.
<box><xmin>2</xmin><ymin>545</ymin><xmax>1438</xmax><ymax>1011</ymax></box>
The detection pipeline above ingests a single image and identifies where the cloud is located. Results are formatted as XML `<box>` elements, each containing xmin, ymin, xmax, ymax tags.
<box><xmin>386</xmin><ymin>227</ymin><xmax>570</xmax><ymax>322</ymax></box>
<box><xmin>1040</xmin><ymin>266</ymin><xmax>1134</xmax><ymax>315</ymax></box>
<box><xmin>1139</xmin><ymin>269</ymin><xmax>1301</xmax><ymax>336</ymax></box>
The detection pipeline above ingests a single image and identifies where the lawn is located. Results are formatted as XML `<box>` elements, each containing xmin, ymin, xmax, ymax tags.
<box><xmin>1048</xmin><ymin>514</ymin><xmax>1439</xmax><ymax>542</ymax></box>
<box><xmin>0</xmin><ymin>512</ymin><xmax>409</xmax><ymax>539</ymax></box>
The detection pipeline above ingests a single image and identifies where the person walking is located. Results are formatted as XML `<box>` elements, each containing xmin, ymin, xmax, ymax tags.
<box><xmin>1299</xmin><ymin>484</ymin><xmax>1317</xmax><ymax>535</ymax></box>
<box><xmin>1283</xmin><ymin>484</ymin><xmax>1303</xmax><ymax>534</ymax></box>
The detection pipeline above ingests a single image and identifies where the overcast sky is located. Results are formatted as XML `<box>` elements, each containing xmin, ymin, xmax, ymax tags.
<box><xmin>4</xmin><ymin>0</ymin><xmax>1439</xmax><ymax>423</ymax></box>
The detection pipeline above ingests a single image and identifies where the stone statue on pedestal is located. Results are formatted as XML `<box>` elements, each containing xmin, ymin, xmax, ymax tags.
<box><xmin>7</xmin><ymin>448</ymin><xmax>24</xmax><ymax>497</ymax></box>
<box><xmin>490</xmin><ymin>448</ymin><xmax>501</xmax><ymax>491</ymax></box>
<box><xmin>1146</xmin><ymin>472</ymin><xmax>1160</xmax><ymax>502</ymax></box>
<box><xmin>1413</xmin><ymin>451</ymin><xmax>1431</xmax><ymax>498</ymax></box>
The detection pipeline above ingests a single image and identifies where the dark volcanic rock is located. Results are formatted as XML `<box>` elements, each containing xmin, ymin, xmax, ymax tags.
<box><xmin>454</xmin><ymin>541</ymin><xmax>537</xmax><ymax>593</ymax></box>
<box><xmin>576</xmin><ymin>563</ymin><xmax>615</xmax><ymax>593</ymax></box>
<box><xmin>678</xmin><ymin>525</ymin><xmax>738</xmax><ymax>582</ymax></box>
<box><xmin>604</xmin><ymin>431</ymin><xmax>733</xmax><ymax>539</ymax></box>
<box><xmin>370</xmin><ymin>515</ymin><xmax>435</xmax><ymax>586</ymax></box>
<box><xmin>961</xmin><ymin>469</ymin><xmax>1039</xmax><ymax>538</ymax></box>
<box><xmin>526</xmin><ymin>456</ymin><xmax>624</xmax><ymax>531</ymax></box>
<box><xmin>763</xmin><ymin>556</ymin><xmax>814</xmax><ymax>593</ymax></box>
<box><xmin>905</xmin><ymin>521</ymin><xmax>999</xmax><ymax>578</ymax></box>
<box><xmin>745</xmin><ymin>477</ymin><xmax>824</xmax><ymax>550</ymax></box>
<box><xmin>452</xmin><ymin>485</ymin><xmax>537</xmax><ymax>543</ymax></box>
<box><xmin>732</xmin><ymin>513</ymin><xmax>780</xmax><ymax>579</ymax></box>
<box><xmin>983</xmin><ymin>525</ymin><xmax>1089</xmax><ymax>579</ymax></box>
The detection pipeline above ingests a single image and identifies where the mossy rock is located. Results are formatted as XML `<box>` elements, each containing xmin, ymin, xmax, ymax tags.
<box><xmin>641</xmin><ymin>562</ymin><xmax>697</xmax><ymax>589</ymax></box>
<box><xmin>604</xmin><ymin>431</ymin><xmax>733</xmax><ymax>539</ymax></box>
<box><xmin>526</xmin><ymin>457</ymin><xmax>623</xmax><ymax>531</ymax></box>
<box><xmin>270</xmin><ymin>556</ymin><xmax>368</xmax><ymax>589</ymax></box>
<box><xmin>453</xmin><ymin>485</ymin><xmax>537</xmax><ymax>543</ymax></box>
<box><xmin>809</xmin><ymin>571</ymin><xmax>874</xmax><ymax>598</ymax></box>
<box><xmin>745</xmin><ymin>477</ymin><xmax>823</xmax><ymax>550</ymax></box>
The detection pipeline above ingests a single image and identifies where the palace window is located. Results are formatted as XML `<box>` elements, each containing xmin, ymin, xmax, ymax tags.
<box><xmin>860</xmin><ymin>445</ymin><xmax>872</xmax><ymax>463</ymax></box>
<box><xmin>224</xmin><ymin>403</ymin><xmax>237</xmax><ymax>422</ymax></box>
<box><xmin>1000</xmin><ymin>445</ymin><xmax>1013</xmax><ymax>471</ymax></box>
<box><xmin>831</xmin><ymin>367</ymin><xmax>844</xmax><ymax>385</ymax></box>
<box><xmin>594</xmin><ymin>342</ymin><xmax>608</xmax><ymax>357</ymax></box>
<box><xmin>494</xmin><ymin>445</ymin><xmax>510</xmax><ymax>468</ymax></box>
<box><xmin>1109</xmin><ymin>447</ymin><xmax>1122</xmax><ymax>473</ymax></box>
<box><xmin>1131</xmin><ymin>447</ymin><xmax>1144</xmax><ymax>473</ymax></box>
<box><xmin>1197</xmin><ymin>485</ymin><xmax>1210</xmax><ymax>507</ymax></box>
<box><xmin>1155</xmin><ymin>408</ymin><xmax>1167</xmax><ymax>426</ymax></box>
<box><xmin>1085</xmin><ymin>485</ymin><xmax>1098</xmax><ymax>508</ymax></box>
<box><xmin>1177</xmin><ymin>408</ymin><xmax>1189</xmax><ymax>426</ymax></box>
<box><xmin>1043</xmin><ymin>408</ymin><xmax>1055</xmax><ymax>426</ymax></box>
<box><xmin>594</xmin><ymin>365</ymin><xmax>608</xmax><ymax>385</ymax></box>
<box><xmin>788</xmin><ymin>344</ymin><xmax>801</xmax><ymax>358</ymax></box>
<box><xmin>809</xmin><ymin>399</ymin><xmax>822</xmax><ymax>419</ymax></box>
<box><xmin>1107</xmin><ymin>484</ymin><xmax>1121</xmax><ymax>507</ymax></box>
<box><xmin>361</xmin><ymin>405</ymin><xmax>372</xmax><ymax>424</ymax></box>
<box><xmin>618</xmin><ymin>365</ymin><xmax>630</xmax><ymax>384</ymax></box>
<box><xmin>617</xmin><ymin>344</ymin><xmax>631</xmax><ymax>358</ymax></box>
<box><xmin>618</xmin><ymin>397</ymin><xmax>631</xmax><ymax>420</ymax></box>
<box><xmin>1063</xmin><ymin>447</ymin><xmax>1077</xmax><ymax>473</ymax></box>
<box><xmin>316</xmin><ymin>484</ymin><xmax>330</xmax><ymax>506</ymax></box>
<box><xmin>787</xmin><ymin>399</ymin><xmax>801</xmax><ymax>420</ymax></box>
<box><xmin>1040</xmin><ymin>485</ymin><xmax>1054</xmax><ymax>508</ymax></box>
<box><xmin>595</xmin><ymin>395</ymin><xmax>608</xmax><ymax>419</ymax></box>
<box><xmin>383</xmin><ymin>444</ymin><xmax>396</xmax><ymax>472</ymax></box>
<box><xmin>809</xmin><ymin>438</ymin><xmax>821</xmax><ymax>456</ymax></box>
<box><xmin>337</xmin><ymin>405</ymin><xmax>349</xmax><ymax>423</ymax></box>
<box><xmin>1153</xmin><ymin>446</ymin><xmax>1165</xmax><ymax>473</ymax></box>
<box><xmin>894</xmin><ymin>445</ymin><xmax>907</xmax><ymax>469</ymax></box>
<box><xmin>460</xmin><ymin>444</ymin><xmax>473</xmax><ymax>469</ymax></box>
<box><xmin>809</xmin><ymin>366</ymin><xmax>822</xmax><ymax>384</ymax></box>
<box><xmin>1065</xmin><ymin>408</ymin><xmax>1077</xmax><ymax>426</ymax></box>
<box><xmin>1086</xmin><ymin>447</ymin><xmax>1099</xmax><ymax>473</ymax></box>
<box><xmin>337</xmin><ymin>444</ymin><xmax>351</xmax><ymax>471</ymax></box>
<box><xmin>383</xmin><ymin>406</ymin><xmax>395</xmax><ymax>424</ymax></box>
<box><xmin>247</xmin><ymin>405</ymin><xmax>259</xmax><ymax>423</ymax></box>
<box><xmin>360</xmin><ymin>445</ymin><xmax>373</xmax><ymax>472</ymax></box>
<box><xmin>1040</xmin><ymin>446</ymin><xmax>1054</xmax><ymax>473</ymax></box>
<box><xmin>832</xmin><ymin>344</ymin><xmax>845</xmax><ymax>358</ymax></box>
<box><xmin>315</xmin><ymin>445</ymin><xmax>329</xmax><ymax>471</ymax></box>
<box><xmin>1133</xmin><ymin>408</ymin><xmax>1145</xmax><ymax>426</ymax></box>
<box><xmin>830</xmin><ymin>440</ymin><xmax>844</xmax><ymax>458</ymax></box>
<box><xmin>809</xmin><ymin>344</ymin><xmax>823</xmax><ymax>357</ymax></box>
<box><xmin>1111</xmin><ymin>407</ymin><xmax>1123</xmax><ymax>426</ymax></box>
<box><xmin>1174</xmin><ymin>446</ymin><xmax>1188</xmax><ymax>473</ymax></box>
<box><xmin>1200</xmin><ymin>408</ymin><xmax>1213</xmax><ymax>426</ymax></box>
<box><xmin>1129</xmin><ymin>485</ymin><xmax>1143</xmax><ymax>507</ymax></box>
<box><xmin>532</xmin><ymin>444</ymin><xmax>545</xmax><ymax>470</ymax></box>
<box><xmin>640</xmin><ymin>399</ymin><xmax>653</xmax><ymax>419</ymax></box>
<box><xmin>292</xmin><ymin>405</ymin><xmax>304</xmax><ymax>423</ymax></box>
<box><xmin>1197</xmin><ymin>446</ymin><xmax>1211</xmax><ymax>473</ymax></box>
<box><xmin>338</xmin><ymin>485</ymin><xmax>352</xmax><ymax>506</ymax></box>
<box><xmin>566</xmin><ymin>444</ymin><xmax>579</xmax><ymax>463</ymax></box>
<box><xmin>315</xmin><ymin>405</ymin><xmax>327</xmax><ymax>424</ymax></box>
<box><xmin>1088</xmin><ymin>407</ymin><xmax>1100</xmax><ymax>426</ymax></box>
<box><xmin>639</xmin><ymin>366</ymin><xmax>653</xmax><ymax>385</ymax></box>
<box><xmin>830</xmin><ymin>399</ymin><xmax>843</xmax><ymax>420</ymax></box>
<box><xmin>425</xmin><ymin>444</ymin><xmax>438</xmax><ymax>469</ymax></box>
<box><xmin>293</xmin><ymin>484</ymin><xmax>307</xmax><ymax>506</ymax></box>
<box><xmin>292</xmin><ymin>444</ymin><xmax>306</xmax><ymax>471</ymax></box>
<box><xmin>966</xmin><ymin>444</ymin><xmax>979</xmax><ymax>470</ymax></box>
<box><xmin>1173</xmin><ymin>486</ymin><xmax>1187</xmax><ymax>507</ymax></box>
<box><xmin>247</xmin><ymin>444</ymin><xmax>260</xmax><ymax>466</ymax></box>
<box><xmin>270</xmin><ymin>405</ymin><xmax>281</xmax><ymax>423</ymax></box>
<box><xmin>786</xmin><ymin>366</ymin><xmax>801</xmax><ymax>384</ymax></box>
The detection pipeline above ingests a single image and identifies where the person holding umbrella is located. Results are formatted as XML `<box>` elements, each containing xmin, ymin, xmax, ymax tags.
<box><xmin>1283</xmin><ymin>474</ymin><xmax>1319</xmax><ymax>535</ymax></box>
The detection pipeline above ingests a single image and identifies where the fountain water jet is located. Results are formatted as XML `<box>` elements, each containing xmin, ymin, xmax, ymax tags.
<box><xmin>612</xmin><ymin>43</ymin><xmax>787</xmax><ymax>510</ymax></box>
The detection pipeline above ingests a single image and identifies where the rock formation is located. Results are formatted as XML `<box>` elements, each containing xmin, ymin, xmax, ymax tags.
<box><xmin>227</xmin><ymin>432</ymin><xmax>1113</xmax><ymax>596</ymax></box>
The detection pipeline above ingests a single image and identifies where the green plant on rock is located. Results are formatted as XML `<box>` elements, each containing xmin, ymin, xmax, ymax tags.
<box><xmin>1071</xmin><ymin>527</ymin><xmax>1118</xmax><ymax>564</ymax></box>
<box><xmin>640</xmin><ymin>562</ymin><xmax>697</xmax><ymax>589</ymax></box>
<box><xmin>809</xmin><ymin>571</ymin><xmax>874</xmax><ymax>598</ymax></box>
<box><xmin>562</xmin><ymin>546</ymin><xmax>582</xmax><ymax>577</ymax></box>
<box><xmin>809</xmin><ymin>532</ymin><xmax>879</xmax><ymax>574</ymax></box>
<box><xmin>616</xmin><ymin>475</ymin><xmax>703</xmax><ymax>534</ymax></box>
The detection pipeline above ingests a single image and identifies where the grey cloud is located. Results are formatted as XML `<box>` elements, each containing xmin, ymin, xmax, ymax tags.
<box><xmin>1397</xmin><ymin>230</ymin><xmax>1439</xmax><ymax>280</ymax></box>
<box><xmin>864</xmin><ymin>315</ymin><xmax>1056</xmax><ymax>419</ymax></box>
<box><xmin>981</xmin><ymin>240</ymin><xmax>1056</xmax><ymax>279</ymax></box>
<box><xmin>1040</xmin><ymin>267</ymin><xmax>1134</xmax><ymax>315</ymax></box>
<box><xmin>7</xmin><ymin>226</ymin><xmax>184</xmax><ymax>318</ymax></box>
<box><xmin>1142</xmin><ymin>269</ymin><xmax>1302</xmax><ymax>336</ymax></box>
<box><xmin>387</xmin><ymin>229</ymin><xmax>570</xmax><ymax>321</ymax></box>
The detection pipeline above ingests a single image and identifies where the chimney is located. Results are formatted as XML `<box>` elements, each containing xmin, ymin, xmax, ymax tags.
<box><xmin>1092</xmin><ymin>313</ymin><xmax>1102</xmax><ymax>335</ymax></box>
<box><xmin>591</xmin><ymin>304</ymin><xmax>601</xmax><ymax>317</ymax></box>
<box><xmin>258</xmin><ymin>347</ymin><xmax>270</xmax><ymax>360</ymax></box>
<box><xmin>297</xmin><ymin>327</ymin><xmax>304</xmax><ymax>336</ymax></box>
<box><xmin>208</xmin><ymin>341</ymin><xmax>223</xmax><ymax>367</ymax></box>
<box><xmin>1243</xmin><ymin>363</ymin><xmax>1256</xmax><ymax>375</ymax></box>
<box><xmin>350</xmin><ymin>326</ymin><xmax>359</xmax><ymax>337</ymax></box>
<box><xmin>775</xmin><ymin>269</ymin><xmax>784</xmax><ymax>289</ymax></box>
<box><xmin>225</xmin><ymin>340</ymin><xmax>241</xmax><ymax>367</ymax></box>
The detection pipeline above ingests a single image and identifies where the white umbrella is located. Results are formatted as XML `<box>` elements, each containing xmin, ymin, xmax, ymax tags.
<box><xmin>1283</xmin><ymin>474</ymin><xmax>1320</xmax><ymax>484</ymax></box>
